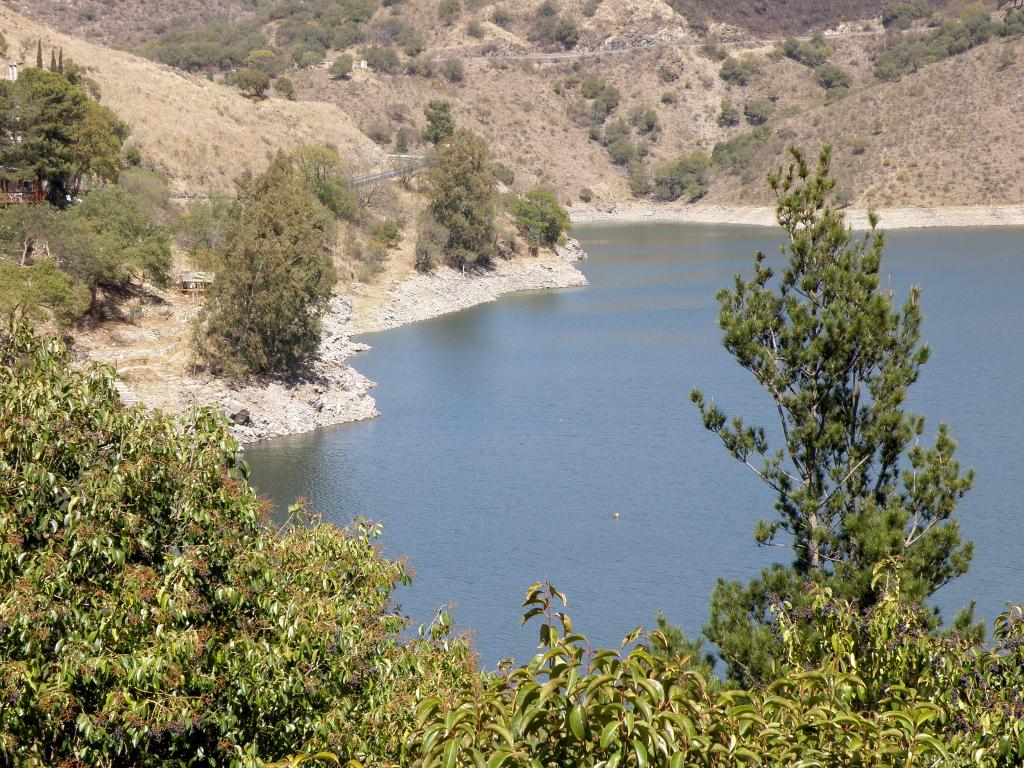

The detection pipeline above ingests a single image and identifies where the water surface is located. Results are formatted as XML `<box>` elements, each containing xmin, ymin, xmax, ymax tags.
<box><xmin>247</xmin><ymin>224</ymin><xmax>1024</xmax><ymax>666</ymax></box>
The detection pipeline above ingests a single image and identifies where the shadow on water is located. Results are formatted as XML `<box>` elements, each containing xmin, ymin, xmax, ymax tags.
<box><xmin>246</xmin><ymin>223</ymin><xmax>1024</xmax><ymax>667</ymax></box>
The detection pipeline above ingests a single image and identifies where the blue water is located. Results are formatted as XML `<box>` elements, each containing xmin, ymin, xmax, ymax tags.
<box><xmin>246</xmin><ymin>224</ymin><xmax>1024</xmax><ymax>667</ymax></box>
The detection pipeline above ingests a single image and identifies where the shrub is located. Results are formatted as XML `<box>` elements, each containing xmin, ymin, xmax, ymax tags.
<box><xmin>779</xmin><ymin>35</ymin><xmax>829</xmax><ymax>67</ymax></box>
<box><xmin>882</xmin><ymin>0</ymin><xmax>932</xmax><ymax>29</ymax></box>
<box><xmin>717</xmin><ymin>99</ymin><xmax>740</xmax><ymax>127</ymax></box>
<box><xmin>668</xmin><ymin>0</ymin><xmax>709</xmax><ymax>36</ymax></box>
<box><xmin>661</xmin><ymin>90</ymin><xmax>677</xmax><ymax>105</ymax></box>
<box><xmin>491</xmin><ymin>161</ymin><xmax>516</xmax><ymax>187</ymax></box>
<box><xmin>442</xmin><ymin>58</ymin><xmax>465</xmax><ymax>83</ymax></box>
<box><xmin>511</xmin><ymin>188</ymin><xmax>570</xmax><ymax>249</ymax></box>
<box><xmin>651</xmin><ymin>151</ymin><xmax>710</xmax><ymax>201</ymax></box>
<box><xmin>467</xmin><ymin>19</ymin><xmax>485</xmax><ymax>38</ymax></box>
<box><xmin>438</xmin><ymin>0</ymin><xmax>461</xmax><ymax>25</ymax></box>
<box><xmin>627</xmin><ymin>160</ymin><xmax>651</xmax><ymax>197</ymax></box>
<box><xmin>274</xmin><ymin>75</ymin><xmax>296</xmax><ymax>99</ymax></box>
<box><xmin>362</xmin><ymin>45</ymin><xmax>401</xmax><ymax>74</ymax></box>
<box><xmin>329</xmin><ymin>53</ymin><xmax>354</xmax><ymax>79</ymax></box>
<box><xmin>712</xmin><ymin>127</ymin><xmax>770</xmax><ymax>175</ymax></box>
<box><xmin>235</xmin><ymin>66</ymin><xmax>270</xmax><ymax>97</ymax></box>
<box><xmin>719</xmin><ymin>53</ymin><xmax>760</xmax><ymax>86</ymax></box>
<box><xmin>578</xmin><ymin>187</ymin><xmax>593</xmax><ymax>202</ymax></box>
<box><xmin>490</xmin><ymin>6</ymin><xmax>512</xmax><ymax>28</ymax></box>
<box><xmin>424</xmin><ymin>99</ymin><xmax>456</xmax><ymax>145</ymax></box>
<box><xmin>743</xmin><ymin>98</ymin><xmax>774</xmax><ymax>125</ymax></box>
<box><xmin>816</xmin><ymin>63</ymin><xmax>851</xmax><ymax>90</ymax></box>
<box><xmin>372</xmin><ymin>217</ymin><xmax>401</xmax><ymax>247</ymax></box>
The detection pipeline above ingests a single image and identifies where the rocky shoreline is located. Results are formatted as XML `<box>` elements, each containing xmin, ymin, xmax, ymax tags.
<box><xmin>147</xmin><ymin>239</ymin><xmax>589</xmax><ymax>444</ymax></box>
<box><xmin>571</xmin><ymin>204</ymin><xmax>1024</xmax><ymax>230</ymax></box>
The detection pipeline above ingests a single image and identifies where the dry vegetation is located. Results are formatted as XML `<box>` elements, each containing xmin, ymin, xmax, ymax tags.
<box><xmin>0</xmin><ymin>7</ymin><xmax>383</xmax><ymax>195</ymax></box>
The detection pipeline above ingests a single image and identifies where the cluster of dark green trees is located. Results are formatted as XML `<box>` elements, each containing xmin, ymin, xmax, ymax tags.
<box><xmin>3</xmin><ymin>147</ymin><xmax>1023</xmax><ymax>767</ymax></box>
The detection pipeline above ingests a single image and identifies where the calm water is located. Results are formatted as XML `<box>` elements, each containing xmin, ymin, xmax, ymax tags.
<box><xmin>247</xmin><ymin>224</ymin><xmax>1024</xmax><ymax>667</ymax></box>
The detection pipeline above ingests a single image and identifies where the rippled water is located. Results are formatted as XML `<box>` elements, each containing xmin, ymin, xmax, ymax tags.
<box><xmin>246</xmin><ymin>224</ymin><xmax>1024</xmax><ymax>666</ymax></box>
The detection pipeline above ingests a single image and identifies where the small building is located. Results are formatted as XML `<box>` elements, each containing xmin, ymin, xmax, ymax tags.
<box><xmin>0</xmin><ymin>175</ymin><xmax>46</xmax><ymax>205</ymax></box>
<box><xmin>179</xmin><ymin>271</ymin><xmax>215</xmax><ymax>293</ymax></box>
<box><xmin>7</xmin><ymin>62</ymin><xmax>19</xmax><ymax>81</ymax></box>
<box><xmin>355</xmin><ymin>59</ymin><xmax>369</xmax><ymax>70</ymax></box>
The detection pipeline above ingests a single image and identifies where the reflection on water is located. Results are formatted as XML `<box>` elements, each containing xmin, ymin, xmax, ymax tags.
<box><xmin>247</xmin><ymin>223</ymin><xmax>1024</xmax><ymax>667</ymax></box>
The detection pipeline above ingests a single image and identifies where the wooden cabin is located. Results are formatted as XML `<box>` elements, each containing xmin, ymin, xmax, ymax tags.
<box><xmin>179</xmin><ymin>271</ymin><xmax>215</xmax><ymax>293</ymax></box>
<box><xmin>0</xmin><ymin>178</ymin><xmax>46</xmax><ymax>206</ymax></box>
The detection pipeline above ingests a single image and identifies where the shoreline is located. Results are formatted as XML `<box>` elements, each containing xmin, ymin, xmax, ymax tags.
<box><xmin>194</xmin><ymin>240</ymin><xmax>589</xmax><ymax>444</ymax></box>
<box><xmin>570</xmin><ymin>204</ymin><xmax>1024</xmax><ymax>230</ymax></box>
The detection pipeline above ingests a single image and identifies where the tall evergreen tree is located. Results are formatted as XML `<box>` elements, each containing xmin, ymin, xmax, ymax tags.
<box><xmin>49</xmin><ymin>50</ymin><xmax>56</xmax><ymax>72</ymax></box>
<box><xmin>427</xmin><ymin>129</ymin><xmax>497</xmax><ymax>268</ymax></box>
<box><xmin>194</xmin><ymin>153</ymin><xmax>337</xmax><ymax>376</ymax></box>
<box><xmin>36</xmin><ymin>40</ymin><xmax>43</xmax><ymax>69</ymax></box>
<box><xmin>691</xmin><ymin>147</ymin><xmax>974</xmax><ymax>686</ymax></box>
<box><xmin>57</xmin><ymin>48</ymin><xmax>63</xmax><ymax>74</ymax></box>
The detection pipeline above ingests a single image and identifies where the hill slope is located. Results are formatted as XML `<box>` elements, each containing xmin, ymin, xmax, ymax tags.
<box><xmin>0</xmin><ymin>7</ymin><xmax>383</xmax><ymax>193</ymax></box>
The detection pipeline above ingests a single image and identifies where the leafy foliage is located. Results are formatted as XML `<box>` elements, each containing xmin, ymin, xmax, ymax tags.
<box><xmin>423</xmin><ymin>100</ymin><xmax>455</xmax><ymax>145</ymax></box>
<box><xmin>651</xmin><ymin>152</ymin><xmax>710</xmax><ymax>202</ymax></box>
<box><xmin>0</xmin><ymin>326</ymin><xmax>477</xmax><ymax>766</ymax></box>
<box><xmin>690</xmin><ymin>146</ymin><xmax>974</xmax><ymax>685</ymax></box>
<box><xmin>194</xmin><ymin>154</ymin><xmax>337</xmax><ymax>376</ymax></box>
<box><xmin>511</xmin><ymin>188</ymin><xmax>570</xmax><ymax>250</ymax></box>
<box><xmin>426</xmin><ymin>130</ymin><xmax>497</xmax><ymax>268</ymax></box>
<box><xmin>0</xmin><ymin>68</ymin><xmax>128</xmax><ymax>204</ymax></box>
<box><xmin>417</xmin><ymin>575</ymin><xmax>1024</xmax><ymax>768</ymax></box>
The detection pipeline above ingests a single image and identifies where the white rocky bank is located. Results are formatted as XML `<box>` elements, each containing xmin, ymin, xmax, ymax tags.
<box><xmin>199</xmin><ymin>239</ymin><xmax>589</xmax><ymax>443</ymax></box>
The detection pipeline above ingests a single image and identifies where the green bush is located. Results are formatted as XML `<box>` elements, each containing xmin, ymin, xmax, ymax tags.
<box><xmin>712</xmin><ymin>127</ymin><xmax>770</xmax><ymax>175</ymax></box>
<box><xmin>719</xmin><ymin>53</ymin><xmax>760</xmax><ymax>86</ymax></box>
<box><xmin>0</xmin><ymin>325</ymin><xmax>477</xmax><ymax>765</ymax></box>
<box><xmin>510</xmin><ymin>188</ymin><xmax>570</xmax><ymax>249</ymax></box>
<box><xmin>329</xmin><ymin>53</ymin><xmax>354</xmax><ymax>79</ymax></box>
<box><xmin>274</xmin><ymin>75</ymin><xmax>296</xmax><ymax>99</ymax></box>
<box><xmin>362</xmin><ymin>45</ymin><xmax>401</xmax><ymax>74</ymax></box>
<box><xmin>717</xmin><ymin>99</ymin><xmax>740</xmax><ymax>127</ymax></box>
<box><xmin>882</xmin><ymin>0</ymin><xmax>932</xmax><ymax>29</ymax></box>
<box><xmin>236</xmin><ymin>66</ymin><xmax>270</xmax><ymax>97</ymax></box>
<box><xmin>651</xmin><ymin>151</ymin><xmax>710</xmax><ymax>202</ymax></box>
<box><xmin>816</xmin><ymin>63</ymin><xmax>851</xmax><ymax>91</ymax></box>
<box><xmin>743</xmin><ymin>98</ymin><xmax>774</xmax><ymax>125</ymax></box>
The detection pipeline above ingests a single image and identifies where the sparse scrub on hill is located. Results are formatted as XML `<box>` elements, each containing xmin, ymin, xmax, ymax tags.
<box><xmin>743</xmin><ymin>97</ymin><xmax>775</xmax><ymax>125</ymax></box>
<box><xmin>873</xmin><ymin>4</ymin><xmax>1020</xmax><ymax>80</ymax></box>
<box><xmin>362</xmin><ymin>45</ymin><xmax>401</xmax><ymax>74</ymax></box>
<box><xmin>778</xmin><ymin>34</ymin><xmax>830</xmax><ymax>67</ymax></box>
<box><xmin>532</xmin><ymin>1</ymin><xmax>581</xmax><ymax>50</ymax></box>
<box><xmin>330</xmin><ymin>53</ymin><xmax>354</xmax><ymax>79</ymax></box>
<box><xmin>651</xmin><ymin>151</ymin><xmax>710</xmax><ymax>202</ymax></box>
<box><xmin>882</xmin><ymin>0</ymin><xmax>932</xmax><ymax>29</ymax></box>
<box><xmin>719</xmin><ymin>53</ymin><xmax>761</xmax><ymax>86</ymax></box>
<box><xmin>143</xmin><ymin>20</ymin><xmax>267</xmax><ymax>71</ymax></box>
<box><xmin>717</xmin><ymin>99</ymin><xmax>740</xmax><ymax>126</ymax></box>
<box><xmin>712</xmin><ymin>126</ymin><xmax>771</xmax><ymax>178</ymax></box>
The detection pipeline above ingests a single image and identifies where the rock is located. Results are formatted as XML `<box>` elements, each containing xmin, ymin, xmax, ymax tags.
<box><xmin>229</xmin><ymin>408</ymin><xmax>251</xmax><ymax>426</ymax></box>
<box><xmin>556</xmin><ymin>236</ymin><xmax>588</xmax><ymax>263</ymax></box>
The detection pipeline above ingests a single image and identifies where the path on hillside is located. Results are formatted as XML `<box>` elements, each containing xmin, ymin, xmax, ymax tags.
<box><xmin>431</xmin><ymin>25</ymin><xmax>892</xmax><ymax>63</ymax></box>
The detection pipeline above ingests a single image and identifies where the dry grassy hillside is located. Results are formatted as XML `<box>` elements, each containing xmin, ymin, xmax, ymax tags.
<box><xmin>706</xmin><ymin>34</ymin><xmax>1024</xmax><ymax>207</ymax></box>
<box><xmin>0</xmin><ymin>7</ymin><xmax>383</xmax><ymax>194</ymax></box>
<box><xmin>4</xmin><ymin>0</ymin><xmax>253</xmax><ymax>48</ymax></box>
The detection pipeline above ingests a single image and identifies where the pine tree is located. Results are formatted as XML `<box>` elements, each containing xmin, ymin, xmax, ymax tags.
<box><xmin>58</xmin><ymin>48</ymin><xmax>64</xmax><ymax>74</ymax></box>
<box><xmin>692</xmin><ymin>147</ymin><xmax>974</xmax><ymax>686</ymax></box>
<box><xmin>36</xmin><ymin>40</ymin><xmax>43</xmax><ymax>69</ymax></box>
<box><xmin>49</xmin><ymin>50</ymin><xmax>57</xmax><ymax>72</ymax></box>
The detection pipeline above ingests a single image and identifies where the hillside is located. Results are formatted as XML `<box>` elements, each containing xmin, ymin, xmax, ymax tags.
<box><xmin>0</xmin><ymin>6</ymin><xmax>383</xmax><ymax>194</ymax></box>
<box><xmin>675</xmin><ymin>31</ymin><xmax>1024</xmax><ymax>208</ymax></box>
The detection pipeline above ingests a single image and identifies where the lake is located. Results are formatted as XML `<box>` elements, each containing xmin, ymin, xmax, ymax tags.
<box><xmin>246</xmin><ymin>223</ymin><xmax>1024</xmax><ymax>667</ymax></box>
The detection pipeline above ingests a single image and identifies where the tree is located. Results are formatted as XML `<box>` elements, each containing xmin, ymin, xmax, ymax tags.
<box><xmin>427</xmin><ymin>129</ymin><xmax>497</xmax><ymax>269</ymax></box>
<box><xmin>244</xmin><ymin>48</ymin><xmax>281</xmax><ymax>75</ymax></box>
<box><xmin>195</xmin><ymin>154</ymin><xmax>338</xmax><ymax>376</ymax></box>
<box><xmin>423</xmin><ymin>99</ymin><xmax>455</xmax><ymax>145</ymax></box>
<box><xmin>235</xmin><ymin>66</ymin><xmax>270</xmax><ymax>97</ymax></box>
<box><xmin>511</xmin><ymin>188</ymin><xmax>570</xmax><ymax>251</ymax></box>
<box><xmin>0</xmin><ymin>260</ymin><xmax>88</xmax><ymax>326</ymax></box>
<box><xmin>54</xmin><ymin>187</ymin><xmax>172</xmax><ymax>311</ymax></box>
<box><xmin>0</xmin><ymin>68</ymin><xmax>128</xmax><ymax>205</ymax></box>
<box><xmin>329</xmin><ymin>53</ymin><xmax>354</xmax><ymax>79</ymax></box>
<box><xmin>36</xmin><ymin>39</ymin><xmax>42</xmax><ymax>69</ymax></box>
<box><xmin>690</xmin><ymin>147</ymin><xmax>974</xmax><ymax>686</ymax></box>
<box><xmin>0</xmin><ymin>325</ymin><xmax>476</xmax><ymax>766</ymax></box>
<box><xmin>743</xmin><ymin>98</ymin><xmax>774</xmax><ymax>125</ymax></box>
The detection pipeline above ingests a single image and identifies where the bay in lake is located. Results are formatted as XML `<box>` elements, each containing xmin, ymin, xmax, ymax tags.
<box><xmin>246</xmin><ymin>224</ymin><xmax>1024</xmax><ymax>667</ymax></box>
